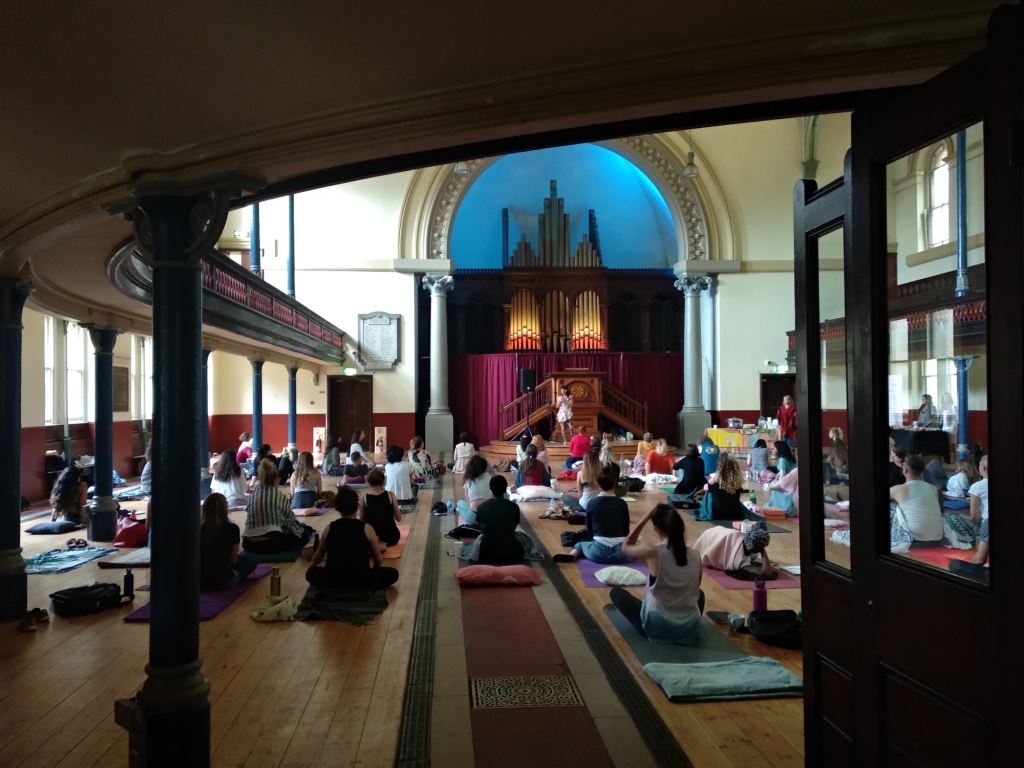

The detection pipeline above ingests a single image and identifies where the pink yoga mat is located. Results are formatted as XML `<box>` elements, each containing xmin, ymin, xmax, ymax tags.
<box><xmin>123</xmin><ymin>565</ymin><xmax>272</xmax><ymax>622</ymax></box>
<box><xmin>575</xmin><ymin>557</ymin><xmax>649</xmax><ymax>588</ymax></box>
<box><xmin>703</xmin><ymin>567</ymin><xmax>800</xmax><ymax>590</ymax></box>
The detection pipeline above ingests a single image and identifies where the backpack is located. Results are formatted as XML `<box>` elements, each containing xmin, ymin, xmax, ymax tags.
<box><xmin>445</xmin><ymin>524</ymin><xmax>482</xmax><ymax>540</ymax></box>
<box><xmin>668</xmin><ymin>493</ymin><xmax>700</xmax><ymax>510</ymax></box>
<box><xmin>49</xmin><ymin>583</ymin><xmax>131</xmax><ymax>617</ymax></box>
<box><xmin>560</xmin><ymin>529</ymin><xmax>590</xmax><ymax>548</ymax></box>
<box><xmin>747</xmin><ymin>609</ymin><xmax>802</xmax><ymax>649</ymax></box>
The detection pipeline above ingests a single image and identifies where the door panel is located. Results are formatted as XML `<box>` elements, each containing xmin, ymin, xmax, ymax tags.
<box><xmin>839</xmin><ymin>6</ymin><xmax>1021</xmax><ymax>764</ymax></box>
<box><xmin>326</xmin><ymin>376</ymin><xmax>373</xmax><ymax>454</ymax></box>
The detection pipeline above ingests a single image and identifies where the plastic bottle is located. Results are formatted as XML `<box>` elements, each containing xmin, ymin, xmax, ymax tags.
<box><xmin>270</xmin><ymin>566</ymin><xmax>281</xmax><ymax>597</ymax></box>
<box><xmin>123</xmin><ymin>567</ymin><xmax>134</xmax><ymax>600</ymax></box>
<box><xmin>752</xmin><ymin>577</ymin><xmax>768</xmax><ymax>613</ymax></box>
<box><xmin>446</xmin><ymin>497</ymin><xmax>455</xmax><ymax>516</ymax></box>
<box><xmin>749</xmin><ymin>487</ymin><xmax>757</xmax><ymax>506</ymax></box>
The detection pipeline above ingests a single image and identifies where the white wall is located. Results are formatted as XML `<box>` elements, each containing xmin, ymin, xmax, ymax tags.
<box><xmin>22</xmin><ymin>308</ymin><xmax>45</xmax><ymax>427</ymax></box>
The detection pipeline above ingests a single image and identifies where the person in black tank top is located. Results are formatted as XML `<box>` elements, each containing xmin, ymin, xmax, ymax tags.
<box><xmin>306</xmin><ymin>486</ymin><xmax>399</xmax><ymax>591</ymax></box>
<box><xmin>360</xmin><ymin>469</ymin><xmax>403</xmax><ymax>548</ymax></box>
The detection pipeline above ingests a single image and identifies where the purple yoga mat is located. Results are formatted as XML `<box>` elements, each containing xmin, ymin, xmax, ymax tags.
<box><xmin>123</xmin><ymin>565</ymin><xmax>273</xmax><ymax>622</ymax></box>
<box><xmin>703</xmin><ymin>567</ymin><xmax>800</xmax><ymax>590</ymax></box>
<box><xmin>575</xmin><ymin>557</ymin><xmax>649</xmax><ymax>588</ymax></box>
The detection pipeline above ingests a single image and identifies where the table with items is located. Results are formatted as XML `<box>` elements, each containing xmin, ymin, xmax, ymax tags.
<box><xmin>706</xmin><ymin>427</ymin><xmax>781</xmax><ymax>456</ymax></box>
<box><xmin>890</xmin><ymin>427</ymin><xmax>951</xmax><ymax>463</ymax></box>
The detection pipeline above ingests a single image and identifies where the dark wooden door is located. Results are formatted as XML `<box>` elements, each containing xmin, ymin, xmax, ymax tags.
<box><xmin>759</xmin><ymin>373</ymin><xmax>796</xmax><ymax>420</ymax></box>
<box><xmin>799</xmin><ymin>7</ymin><xmax>1023</xmax><ymax>765</ymax></box>
<box><xmin>325</xmin><ymin>376</ymin><xmax>372</xmax><ymax>452</ymax></box>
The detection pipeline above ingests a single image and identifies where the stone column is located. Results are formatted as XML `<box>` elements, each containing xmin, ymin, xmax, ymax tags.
<box><xmin>287</xmin><ymin>366</ymin><xmax>298</xmax><ymax>449</ymax></box>
<box><xmin>422</xmin><ymin>274</ymin><xmax>454</xmax><ymax>455</ymax></box>
<box><xmin>250</xmin><ymin>359</ymin><xmax>264</xmax><ymax>451</ymax></box>
<box><xmin>675</xmin><ymin>274</ymin><xmax>713</xmax><ymax>445</ymax></box>
<box><xmin>86</xmin><ymin>326</ymin><xmax>120</xmax><ymax>541</ymax></box>
<box><xmin>112</xmin><ymin>182</ymin><xmax>235</xmax><ymax>767</ymax></box>
<box><xmin>200</xmin><ymin>348</ymin><xmax>212</xmax><ymax>498</ymax></box>
<box><xmin>0</xmin><ymin>279</ymin><xmax>31</xmax><ymax>622</ymax></box>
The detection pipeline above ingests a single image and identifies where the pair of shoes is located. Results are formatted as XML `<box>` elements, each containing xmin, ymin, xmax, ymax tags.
<box><xmin>539</xmin><ymin>507</ymin><xmax>557</xmax><ymax>519</ymax></box>
<box><xmin>17</xmin><ymin>608</ymin><xmax>48</xmax><ymax>632</ymax></box>
<box><xmin>552</xmin><ymin>554</ymin><xmax>576</xmax><ymax>564</ymax></box>
<box><xmin>66</xmin><ymin>538</ymin><xmax>87</xmax><ymax>549</ymax></box>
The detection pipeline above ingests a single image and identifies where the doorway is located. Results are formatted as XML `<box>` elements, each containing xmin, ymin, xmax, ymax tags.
<box><xmin>326</xmin><ymin>375</ymin><xmax>373</xmax><ymax>454</ymax></box>
<box><xmin>759</xmin><ymin>373</ymin><xmax>795</xmax><ymax>420</ymax></box>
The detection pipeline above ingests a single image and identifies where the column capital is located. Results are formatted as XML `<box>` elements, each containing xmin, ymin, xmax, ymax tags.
<box><xmin>674</xmin><ymin>274</ymin><xmax>712</xmax><ymax>298</ymax></box>
<box><xmin>421</xmin><ymin>274</ymin><xmax>454</xmax><ymax>297</ymax></box>
<box><xmin>84</xmin><ymin>326</ymin><xmax>120</xmax><ymax>354</ymax></box>
<box><xmin>248</xmin><ymin>358</ymin><xmax>265</xmax><ymax>372</ymax></box>
<box><xmin>0</xmin><ymin>279</ymin><xmax>32</xmax><ymax>328</ymax></box>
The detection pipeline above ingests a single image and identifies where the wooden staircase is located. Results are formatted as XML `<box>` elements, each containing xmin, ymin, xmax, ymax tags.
<box><xmin>498</xmin><ymin>376</ymin><xmax>647</xmax><ymax>440</ymax></box>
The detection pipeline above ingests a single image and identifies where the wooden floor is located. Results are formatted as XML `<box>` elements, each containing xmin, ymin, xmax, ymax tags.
<box><xmin>0</xmin><ymin>473</ymin><xmax>862</xmax><ymax>768</ymax></box>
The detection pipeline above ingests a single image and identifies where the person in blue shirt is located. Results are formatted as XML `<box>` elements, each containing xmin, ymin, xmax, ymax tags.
<box><xmin>698</xmin><ymin>430</ymin><xmax>720</xmax><ymax>476</ymax></box>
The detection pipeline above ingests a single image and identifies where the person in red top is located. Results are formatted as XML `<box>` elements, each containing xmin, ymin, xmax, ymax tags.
<box><xmin>776</xmin><ymin>395</ymin><xmax>797</xmax><ymax>444</ymax></box>
<box><xmin>645</xmin><ymin>439</ymin><xmax>674</xmax><ymax>475</ymax></box>
<box><xmin>566</xmin><ymin>426</ymin><xmax>592</xmax><ymax>469</ymax></box>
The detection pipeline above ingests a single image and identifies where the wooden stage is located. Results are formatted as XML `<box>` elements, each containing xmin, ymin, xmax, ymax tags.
<box><xmin>480</xmin><ymin>439</ymin><xmax>653</xmax><ymax>466</ymax></box>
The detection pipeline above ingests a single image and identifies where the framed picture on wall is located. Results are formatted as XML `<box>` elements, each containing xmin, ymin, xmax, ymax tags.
<box><xmin>374</xmin><ymin>427</ymin><xmax>387</xmax><ymax>458</ymax></box>
<box><xmin>113</xmin><ymin>366</ymin><xmax>130</xmax><ymax>412</ymax></box>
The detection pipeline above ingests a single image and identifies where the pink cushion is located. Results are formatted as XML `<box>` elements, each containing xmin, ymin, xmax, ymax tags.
<box><xmin>455</xmin><ymin>565</ymin><xmax>541</xmax><ymax>587</ymax></box>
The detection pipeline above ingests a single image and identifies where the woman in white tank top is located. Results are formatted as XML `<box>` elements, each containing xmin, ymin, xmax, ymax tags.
<box><xmin>609</xmin><ymin>503</ymin><xmax>704</xmax><ymax>644</ymax></box>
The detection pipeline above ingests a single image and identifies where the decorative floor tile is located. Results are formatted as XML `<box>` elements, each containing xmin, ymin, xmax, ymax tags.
<box><xmin>470</xmin><ymin>675</ymin><xmax>584</xmax><ymax>709</ymax></box>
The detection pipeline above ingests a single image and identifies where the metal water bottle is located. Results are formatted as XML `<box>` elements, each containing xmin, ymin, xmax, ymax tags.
<box><xmin>752</xmin><ymin>577</ymin><xmax>768</xmax><ymax>613</ymax></box>
<box><xmin>123</xmin><ymin>567</ymin><xmax>134</xmax><ymax>599</ymax></box>
<box><xmin>270</xmin><ymin>566</ymin><xmax>281</xmax><ymax>597</ymax></box>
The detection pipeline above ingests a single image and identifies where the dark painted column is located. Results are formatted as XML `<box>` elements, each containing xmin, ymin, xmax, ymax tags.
<box><xmin>287</xmin><ymin>366</ymin><xmax>298</xmax><ymax>449</ymax></box>
<box><xmin>250</xmin><ymin>202</ymin><xmax>261</xmax><ymax>276</ymax></box>
<box><xmin>86</xmin><ymin>327</ymin><xmax>120</xmax><ymax>541</ymax></box>
<box><xmin>955</xmin><ymin>355</ymin><xmax>974</xmax><ymax>460</ymax></box>
<box><xmin>139</xmin><ymin>337</ymin><xmax>149</xmax><ymax>456</ymax></box>
<box><xmin>250</xmin><ymin>359</ymin><xmax>264</xmax><ymax>451</ymax></box>
<box><xmin>0</xmin><ymin>279</ymin><xmax>31</xmax><ymax>622</ymax></box>
<box><xmin>954</xmin><ymin>130</ymin><xmax>969</xmax><ymax>298</ymax></box>
<box><xmin>286</xmin><ymin>195</ymin><xmax>296</xmax><ymax>299</ymax></box>
<box><xmin>200</xmin><ymin>348</ymin><xmax>212</xmax><ymax>498</ymax></box>
<box><xmin>113</xmin><ymin>192</ymin><xmax>214</xmax><ymax>767</ymax></box>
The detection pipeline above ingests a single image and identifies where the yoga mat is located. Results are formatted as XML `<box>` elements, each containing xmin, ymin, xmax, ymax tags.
<box><xmin>904</xmin><ymin>547</ymin><xmax>975</xmax><ymax>567</ymax></box>
<box><xmin>292</xmin><ymin>585</ymin><xmax>389</xmax><ymax>624</ymax></box>
<box><xmin>943</xmin><ymin>499</ymin><xmax>971</xmax><ymax>510</ymax></box>
<box><xmin>604</xmin><ymin>604</ymin><xmax>748</xmax><ymax>666</ymax></box>
<box><xmin>703</xmin><ymin>567</ymin><xmax>800</xmax><ymax>590</ymax></box>
<box><xmin>25</xmin><ymin>547</ymin><xmax>117</xmax><ymax>574</ymax></box>
<box><xmin>659</xmin><ymin>485</ymin><xmax>677</xmax><ymax>493</ymax></box>
<box><xmin>576</xmin><ymin>557</ymin><xmax>649</xmax><ymax>588</ymax></box>
<box><xmin>382</xmin><ymin>524</ymin><xmax>411</xmax><ymax>559</ymax></box>
<box><xmin>679</xmin><ymin>507</ymin><xmax>792</xmax><ymax>533</ymax></box>
<box><xmin>123</xmin><ymin>565</ymin><xmax>272</xmax><ymax>622</ymax></box>
<box><xmin>245</xmin><ymin>547</ymin><xmax>303</xmax><ymax>563</ymax></box>
<box><xmin>620</xmin><ymin>495</ymin><xmax>638</xmax><ymax>502</ymax></box>
<box><xmin>98</xmin><ymin>547</ymin><xmax>152</xmax><ymax>568</ymax></box>
<box><xmin>644</xmin><ymin>657</ymin><xmax>803</xmax><ymax>702</ymax></box>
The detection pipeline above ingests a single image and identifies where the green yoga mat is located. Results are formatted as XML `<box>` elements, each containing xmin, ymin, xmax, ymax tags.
<box><xmin>604</xmin><ymin>604</ymin><xmax>748</xmax><ymax>666</ymax></box>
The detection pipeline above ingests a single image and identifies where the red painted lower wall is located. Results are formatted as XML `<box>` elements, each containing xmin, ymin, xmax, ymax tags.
<box><xmin>20</xmin><ymin>426</ymin><xmax>48</xmax><ymax>502</ymax></box>
<box><xmin>208</xmin><ymin>413</ymin><xmax>418</xmax><ymax>457</ymax></box>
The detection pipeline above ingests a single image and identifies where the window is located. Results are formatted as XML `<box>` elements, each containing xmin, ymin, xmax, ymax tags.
<box><xmin>66</xmin><ymin>322</ymin><xmax>87</xmax><ymax>423</ymax></box>
<box><xmin>43</xmin><ymin>316</ymin><xmax>54</xmax><ymax>425</ymax></box>
<box><xmin>926</xmin><ymin>144</ymin><xmax>950</xmax><ymax>247</ymax></box>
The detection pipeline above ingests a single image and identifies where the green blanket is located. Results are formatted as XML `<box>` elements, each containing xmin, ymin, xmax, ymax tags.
<box><xmin>644</xmin><ymin>657</ymin><xmax>803</xmax><ymax>702</ymax></box>
<box><xmin>292</xmin><ymin>586</ymin><xmax>389</xmax><ymax>625</ymax></box>
<box><xmin>25</xmin><ymin>547</ymin><xmax>117</xmax><ymax>574</ymax></box>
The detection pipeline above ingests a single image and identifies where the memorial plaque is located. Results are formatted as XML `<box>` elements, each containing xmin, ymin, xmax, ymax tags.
<box><xmin>113</xmin><ymin>366</ymin><xmax>130</xmax><ymax>412</ymax></box>
<box><xmin>357</xmin><ymin>312</ymin><xmax>401</xmax><ymax>371</ymax></box>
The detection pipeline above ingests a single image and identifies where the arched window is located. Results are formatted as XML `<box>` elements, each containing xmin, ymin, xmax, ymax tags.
<box><xmin>926</xmin><ymin>144</ymin><xmax>950</xmax><ymax>248</ymax></box>
<box><xmin>650</xmin><ymin>295</ymin><xmax>680</xmax><ymax>353</ymax></box>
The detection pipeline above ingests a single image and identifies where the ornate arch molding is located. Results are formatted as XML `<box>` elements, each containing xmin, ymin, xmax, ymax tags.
<box><xmin>405</xmin><ymin>134</ymin><xmax>725</xmax><ymax>265</ymax></box>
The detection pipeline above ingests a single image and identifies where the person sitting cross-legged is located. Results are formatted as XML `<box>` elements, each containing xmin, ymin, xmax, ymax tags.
<box><xmin>200</xmin><ymin>492</ymin><xmax>258</xmax><ymax>591</ymax></box>
<box><xmin>474</xmin><ymin>475</ymin><xmax>526</xmax><ymax>565</ymax></box>
<box><xmin>554</xmin><ymin>467</ymin><xmax>630</xmax><ymax>564</ymax></box>
<box><xmin>243</xmin><ymin>459</ymin><xmax>316</xmax><ymax>554</ymax></box>
<box><xmin>889</xmin><ymin>453</ymin><xmax>944</xmax><ymax>545</ymax></box>
<box><xmin>306</xmin><ymin>485</ymin><xmax>399</xmax><ymax>591</ymax></box>
<box><xmin>360</xmin><ymin>468</ymin><xmax>403</xmax><ymax>551</ymax></box>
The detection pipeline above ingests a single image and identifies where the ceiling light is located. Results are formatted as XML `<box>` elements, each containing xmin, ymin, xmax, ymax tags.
<box><xmin>453</xmin><ymin>161</ymin><xmax>471</xmax><ymax>177</ymax></box>
<box><xmin>682</xmin><ymin>151</ymin><xmax>699</xmax><ymax>179</ymax></box>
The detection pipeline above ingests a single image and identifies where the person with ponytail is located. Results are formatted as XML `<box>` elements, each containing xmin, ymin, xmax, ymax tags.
<box><xmin>609</xmin><ymin>503</ymin><xmax>704</xmax><ymax>644</ymax></box>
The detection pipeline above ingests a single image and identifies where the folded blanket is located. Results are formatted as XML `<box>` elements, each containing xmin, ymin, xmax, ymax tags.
<box><xmin>644</xmin><ymin>657</ymin><xmax>803</xmax><ymax>702</ymax></box>
<box><xmin>291</xmin><ymin>585</ymin><xmax>389</xmax><ymax>625</ymax></box>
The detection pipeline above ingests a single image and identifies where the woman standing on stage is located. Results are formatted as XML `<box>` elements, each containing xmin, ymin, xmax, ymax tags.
<box><xmin>556</xmin><ymin>385</ymin><xmax>574</xmax><ymax>444</ymax></box>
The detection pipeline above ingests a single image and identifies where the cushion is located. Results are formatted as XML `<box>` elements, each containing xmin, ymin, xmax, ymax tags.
<box><xmin>593</xmin><ymin>566</ymin><xmax>647</xmax><ymax>586</ymax></box>
<box><xmin>513</xmin><ymin>485</ymin><xmax>558</xmax><ymax>501</ymax></box>
<box><xmin>455</xmin><ymin>564</ymin><xmax>541</xmax><ymax>586</ymax></box>
<box><xmin>25</xmin><ymin>519</ymin><xmax>82</xmax><ymax>535</ymax></box>
<box><xmin>292</xmin><ymin>507</ymin><xmax>328</xmax><ymax>517</ymax></box>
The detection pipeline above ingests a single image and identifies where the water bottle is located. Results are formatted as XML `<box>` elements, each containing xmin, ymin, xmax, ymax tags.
<box><xmin>123</xmin><ymin>567</ymin><xmax>134</xmax><ymax>600</ymax></box>
<box><xmin>446</xmin><ymin>497</ymin><xmax>455</xmax><ymax>516</ymax></box>
<box><xmin>270</xmin><ymin>566</ymin><xmax>281</xmax><ymax>597</ymax></box>
<box><xmin>749</xmin><ymin>487</ymin><xmax>757</xmax><ymax>506</ymax></box>
<box><xmin>752</xmin><ymin>577</ymin><xmax>768</xmax><ymax>613</ymax></box>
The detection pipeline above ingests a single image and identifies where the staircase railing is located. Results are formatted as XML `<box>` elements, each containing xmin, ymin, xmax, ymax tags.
<box><xmin>498</xmin><ymin>378</ymin><xmax>555</xmax><ymax>439</ymax></box>
<box><xmin>601</xmin><ymin>382</ymin><xmax>648</xmax><ymax>436</ymax></box>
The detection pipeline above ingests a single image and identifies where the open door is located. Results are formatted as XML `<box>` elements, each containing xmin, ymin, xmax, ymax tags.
<box><xmin>798</xmin><ymin>6</ymin><xmax>1023</xmax><ymax>765</ymax></box>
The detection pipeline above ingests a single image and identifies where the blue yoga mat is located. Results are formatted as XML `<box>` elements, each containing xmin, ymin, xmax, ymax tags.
<box><xmin>26</xmin><ymin>547</ymin><xmax>117</xmax><ymax>574</ymax></box>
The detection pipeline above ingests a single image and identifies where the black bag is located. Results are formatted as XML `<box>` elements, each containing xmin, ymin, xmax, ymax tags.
<box><xmin>747</xmin><ymin>609</ymin><xmax>802</xmax><ymax>649</ymax></box>
<box><xmin>445</xmin><ymin>524</ymin><xmax>482</xmax><ymax>540</ymax></box>
<box><xmin>668</xmin><ymin>493</ymin><xmax>700</xmax><ymax>510</ymax></box>
<box><xmin>565</xmin><ymin>513</ymin><xmax>586</xmax><ymax>525</ymax></box>
<box><xmin>49</xmin><ymin>583</ymin><xmax>130</xmax><ymax>617</ymax></box>
<box><xmin>622</xmin><ymin>477</ymin><xmax>644</xmax><ymax>493</ymax></box>
<box><xmin>560</xmin><ymin>529</ymin><xmax>589</xmax><ymax>548</ymax></box>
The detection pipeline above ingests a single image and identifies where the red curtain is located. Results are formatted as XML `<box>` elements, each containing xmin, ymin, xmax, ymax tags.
<box><xmin>449</xmin><ymin>353</ymin><xmax>683</xmax><ymax>445</ymax></box>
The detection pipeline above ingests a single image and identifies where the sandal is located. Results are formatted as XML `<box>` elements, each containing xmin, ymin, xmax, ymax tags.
<box><xmin>540</xmin><ymin>508</ymin><xmax>555</xmax><ymax>519</ymax></box>
<box><xmin>66</xmin><ymin>538</ymin><xmax>87</xmax><ymax>549</ymax></box>
<box><xmin>552</xmin><ymin>554</ymin><xmax>576</xmax><ymax>564</ymax></box>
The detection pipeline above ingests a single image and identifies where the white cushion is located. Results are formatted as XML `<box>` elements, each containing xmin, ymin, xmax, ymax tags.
<box><xmin>593</xmin><ymin>566</ymin><xmax>647</xmax><ymax>586</ymax></box>
<box><xmin>513</xmin><ymin>485</ymin><xmax>558</xmax><ymax>501</ymax></box>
